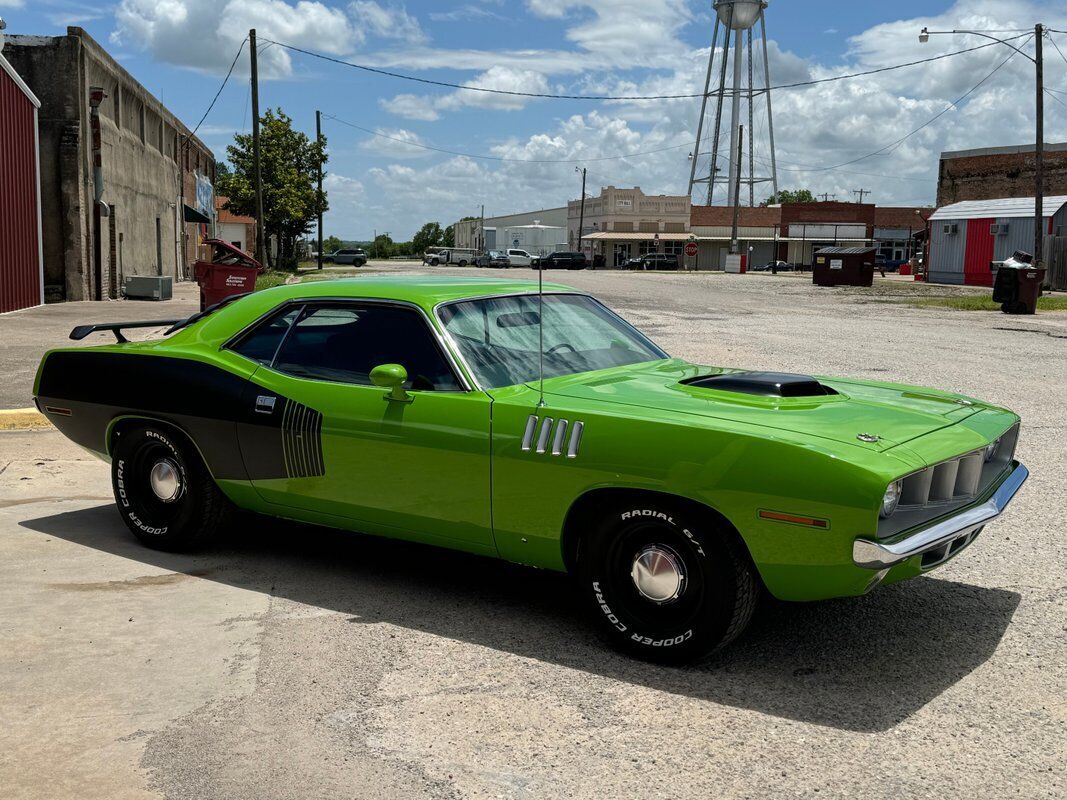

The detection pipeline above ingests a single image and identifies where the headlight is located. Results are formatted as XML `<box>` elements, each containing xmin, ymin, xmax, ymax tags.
<box><xmin>880</xmin><ymin>480</ymin><xmax>902</xmax><ymax>518</ymax></box>
<box><xmin>984</xmin><ymin>439</ymin><xmax>1000</xmax><ymax>462</ymax></box>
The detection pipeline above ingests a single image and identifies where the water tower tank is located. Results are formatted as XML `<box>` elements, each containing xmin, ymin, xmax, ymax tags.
<box><xmin>713</xmin><ymin>0</ymin><xmax>765</xmax><ymax>30</ymax></box>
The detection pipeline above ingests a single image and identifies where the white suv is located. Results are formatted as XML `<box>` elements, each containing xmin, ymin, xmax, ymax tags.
<box><xmin>505</xmin><ymin>248</ymin><xmax>535</xmax><ymax>267</ymax></box>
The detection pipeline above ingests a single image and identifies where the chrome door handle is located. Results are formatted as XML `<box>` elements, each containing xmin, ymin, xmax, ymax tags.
<box><xmin>255</xmin><ymin>395</ymin><xmax>277</xmax><ymax>414</ymax></box>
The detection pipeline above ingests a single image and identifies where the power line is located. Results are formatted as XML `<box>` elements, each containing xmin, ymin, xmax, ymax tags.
<box><xmin>185</xmin><ymin>38</ymin><xmax>247</xmax><ymax>145</ymax></box>
<box><xmin>262</xmin><ymin>34</ymin><xmax>1030</xmax><ymax>102</ymax></box>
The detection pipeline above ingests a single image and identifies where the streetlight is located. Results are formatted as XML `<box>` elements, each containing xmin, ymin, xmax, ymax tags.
<box><xmin>920</xmin><ymin>24</ymin><xmax>1045</xmax><ymax>266</ymax></box>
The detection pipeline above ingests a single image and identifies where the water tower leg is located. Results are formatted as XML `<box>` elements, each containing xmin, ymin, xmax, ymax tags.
<box><xmin>688</xmin><ymin>16</ymin><xmax>720</xmax><ymax>198</ymax></box>
<box><xmin>726</xmin><ymin>28</ymin><xmax>743</xmax><ymax>207</ymax></box>
<box><xmin>707</xmin><ymin>5</ymin><xmax>734</xmax><ymax>205</ymax></box>
<box><xmin>759</xmin><ymin>10</ymin><xmax>779</xmax><ymax>202</ymax></box>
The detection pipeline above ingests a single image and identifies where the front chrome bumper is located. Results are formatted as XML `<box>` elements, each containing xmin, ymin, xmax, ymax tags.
<box><xmin>853</xmin><ymin>462</ymin><xmax>1028</xmax><ymax>569</ymax></box>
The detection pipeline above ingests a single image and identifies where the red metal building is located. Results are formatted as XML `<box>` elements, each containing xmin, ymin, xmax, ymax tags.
<box><xmin>0</xmin><ymin>43</ymin><xmax>43</xmax><ymax>313</ymax></box>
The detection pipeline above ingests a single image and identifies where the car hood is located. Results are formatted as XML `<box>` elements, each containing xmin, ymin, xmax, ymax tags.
<box><xmin>537</xmin><ymin>359</ymin><xmax>984</xmax><ymax>450</ymax></box>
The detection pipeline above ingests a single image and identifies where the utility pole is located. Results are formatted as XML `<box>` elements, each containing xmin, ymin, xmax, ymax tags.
<box><xmin>1034</xmin><ymin>23</ymin><xmax>1044</xmax><ymax>266</ymax></box>
<box><xmin>852</xmin><ymin>188</ymin><xmax>871</xmax><ymax>203</ymax></box>
<box><xmin>817</xmin><ymin>193</ymin><xmax>836</xmax><ymax>202</ymax></box>
<box><xmin>919</xmin><ymin>23</ymin><xmax>1045</xmax><ymax>265</ymax></box>
<box><xmin>576</xmin><ymin>166</ymin><xmax>587</xmax><ymax>257</ymax></box>
<box><xmin>479</xmin><ymin>204</ymin><xmax>485</xmax><ymax>253</ymax></box>
<box><xmin>316</xmin><ymin>109</ymin><xmax>323</xmax><ymax>270</ymax></box>
<box><xmin>249</xmin><ymin>29</ymin><xmax>266</xmax><ymax>267</ymax></box>
<box><xmin>730</xmin><ymin>125</ymin><xmax>743</xmax><ymax>255</ymax></box>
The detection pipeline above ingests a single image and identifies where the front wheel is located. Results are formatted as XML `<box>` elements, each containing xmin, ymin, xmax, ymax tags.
<box><xmin>111</xmin><ymin>425</ymin><xmax>231</xmax><ymax>551</ymax></box>
<box><xmin>577</xmin><ymin>501</ymin><xmax>758</xmax><ymax>663</ymax></box>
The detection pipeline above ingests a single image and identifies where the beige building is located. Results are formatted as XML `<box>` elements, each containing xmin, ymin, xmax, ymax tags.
<box><xmin>570</xmin><ymin>187</ymin><xmax>692</xmax><ymax>267</ymax></box>
<box><xmin>4</xmin><ymin>27</ymin><xmax>215</xmax><ymax>301</ymax></box>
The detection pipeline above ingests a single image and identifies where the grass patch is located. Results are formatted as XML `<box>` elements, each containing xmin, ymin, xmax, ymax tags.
<box><xmin>908</xmin><ymin>294</ymin><xmax>1067</xmax><ymax>311</ymax></box>
<box><xmin>255</xmin><ymin>271</ymin><xmax>290</xmax><ymax>291</ymax></box>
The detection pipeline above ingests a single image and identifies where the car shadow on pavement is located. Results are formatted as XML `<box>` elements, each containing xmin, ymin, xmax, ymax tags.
<box><xmin>22</xmin><ymin>505</ymin><xmax>1021</xmax><ymax>733</ymax></box>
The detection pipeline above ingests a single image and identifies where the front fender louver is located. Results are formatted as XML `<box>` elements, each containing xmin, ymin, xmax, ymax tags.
<box><xmin>521</xmin><ymin>415</ymin><xmax>583</xmax><ymax>458</ymax></box>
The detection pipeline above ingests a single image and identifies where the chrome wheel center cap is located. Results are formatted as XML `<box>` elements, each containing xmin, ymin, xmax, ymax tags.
<box><xmin>630</xmin><ymin>545</ymin><xmax>686</xmax><ymax>604</ymax></box>
<box><xmin>149</xmin><ymin>459</ymin><xmax>181</xmax><ymax>503</ymax></box>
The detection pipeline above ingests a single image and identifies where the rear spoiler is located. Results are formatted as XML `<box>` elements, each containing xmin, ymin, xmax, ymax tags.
<box><xmin>69</xmin><ymin>291</ymin><xmax>254</xmax><ymax>343</ymax></box>
<box><xmin>70</xmin><ymin>320</ymin><xmax>183</xmax><ymax>343</ymax></box>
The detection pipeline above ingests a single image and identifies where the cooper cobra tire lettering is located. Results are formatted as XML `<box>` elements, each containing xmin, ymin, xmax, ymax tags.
<box><xmin>629</xmin><ymin>630</ymin><xmax>694</xmax><ymax>647</ymax></box>
<box><xmin>591</xmin><ymin>581</ymin><xmax>627</xmax><ymax>632</ymax></box>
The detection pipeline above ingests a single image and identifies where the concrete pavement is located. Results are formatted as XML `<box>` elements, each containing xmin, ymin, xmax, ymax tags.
<box><xmin>0</xmin><ymin>268</ymin><xmax>1064</xmax><ymax>799</ymax></box>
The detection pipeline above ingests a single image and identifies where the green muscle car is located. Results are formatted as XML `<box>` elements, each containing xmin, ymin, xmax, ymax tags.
<box><xmin>34</xmin><ymin>277</ymin><xmax>1028</xmax><ymax>662</ymax></box>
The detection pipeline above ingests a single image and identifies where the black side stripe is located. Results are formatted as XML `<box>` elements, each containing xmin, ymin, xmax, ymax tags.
<box><xmin>281</xmin><ymin>398</ymin><xmax>325</xmax><ymax>478</ymax></box>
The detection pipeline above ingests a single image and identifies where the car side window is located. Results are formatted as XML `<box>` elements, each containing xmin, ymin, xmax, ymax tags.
<box><xmin>229</xmin><ymin>305</ymin><xmax>303</xmax><ymax>365</ymax></box>
<box><xmin>270</xmin><ymin>303</ymin><xmax>462</xmax><ymax>391</ymax></box>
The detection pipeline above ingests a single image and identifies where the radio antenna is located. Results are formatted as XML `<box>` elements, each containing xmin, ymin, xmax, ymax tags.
<box><xmin>537</xmin><ymin>261</ymin><xmax>545</xmax><ymax>407</ymax></box>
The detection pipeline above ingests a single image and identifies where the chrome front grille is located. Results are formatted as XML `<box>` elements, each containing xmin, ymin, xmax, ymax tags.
<box><xmin>521</xmin><ymin>415</ymin><xmax>583</xmax><ymax>458</ymax></box>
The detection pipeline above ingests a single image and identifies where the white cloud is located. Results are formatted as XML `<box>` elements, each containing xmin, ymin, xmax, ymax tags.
<box><xmin>382</xmin><ymin>66</ymin><xmax>551</xmax><ymax>120</ymax></box>
<box><xmin>349</xmin><ymin>1</ymin><xmax>426</xmax><ymax>43</ymax></box>
<box><xmin>380</xmin><ymin>93</ymin><xmax>440</xmax><ymax>121</ymax></box>
<box><xmin>0</xmin><ymin>0</ymin><xmax>25</xmax><ymax>8</ymax></box>
<box><xmin>112</xmin><ymin>0</ymin><xmax>359</xmax><ymax>76</ymax></box>
<box><xmin>428</xmin><ymin>5</ymin><xmax>510</xmax><ymax>23</ymax></box>
<box><xmin>358</xmin><ymin>127</ymin><xmax>434</xmax><ymax>158</ymax></box>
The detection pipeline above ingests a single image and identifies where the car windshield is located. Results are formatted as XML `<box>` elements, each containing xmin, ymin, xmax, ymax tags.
<box><xmin>437</xmin><ymin>293</ymin><xmax>668</xmax><ymax>389</ymax></box>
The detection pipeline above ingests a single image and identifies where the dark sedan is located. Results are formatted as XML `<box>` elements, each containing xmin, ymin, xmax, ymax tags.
<box><xmin>536</xmin><ymin>252</ymin><xmax>587</xmax><ymax>270</ymax></box>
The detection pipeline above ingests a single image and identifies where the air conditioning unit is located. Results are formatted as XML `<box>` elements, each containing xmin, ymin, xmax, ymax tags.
<box><xmin>942</xmin><ymin>223</ymin><xmax>958</xmax><ymax>235</ymax></box>
<box><xmin>123</xmin><ymin>275</ymin><xmax>173</xmax><ymax>300</ymax></box>
<box><xmin>990</xmin><ymin>223</ymin><xmax>1009</xmax><ymax>236</ymax></box>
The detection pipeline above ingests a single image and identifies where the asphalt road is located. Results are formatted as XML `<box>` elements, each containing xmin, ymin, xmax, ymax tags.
<box><xmin>1</xmin><ymin>268</ymin><xmax>1064</xmax><ymax>799</ymax></box>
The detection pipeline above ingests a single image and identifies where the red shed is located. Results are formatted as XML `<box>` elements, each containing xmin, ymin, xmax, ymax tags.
<box><xmin>0</xmin><ymin>44</ymin><xmax>43</xmax><ymax>313</ymax></box>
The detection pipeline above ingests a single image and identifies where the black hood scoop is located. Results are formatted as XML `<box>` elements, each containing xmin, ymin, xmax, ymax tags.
<box><xmin>682</xmin><ymin>371</ymin><xmax>838</xmax><ymax>398</ymax></box>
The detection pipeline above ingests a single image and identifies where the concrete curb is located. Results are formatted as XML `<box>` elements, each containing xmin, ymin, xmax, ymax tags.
<box><xmin>0</xmin><ymin>408</ymin><xmax>53</xmax><ymax>431</ymax></box>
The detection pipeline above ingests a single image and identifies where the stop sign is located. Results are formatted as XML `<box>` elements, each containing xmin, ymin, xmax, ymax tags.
<box><xmin>684</xmin><ymin>242</ymin><xmax>698</xmax><ymax>257</ymax></box>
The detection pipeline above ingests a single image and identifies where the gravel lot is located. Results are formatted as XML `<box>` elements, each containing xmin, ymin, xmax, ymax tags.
<box><xmin>1</xmin><ymin>267</ymin><xmax>1064</xmax><ymax>799</ymax></box>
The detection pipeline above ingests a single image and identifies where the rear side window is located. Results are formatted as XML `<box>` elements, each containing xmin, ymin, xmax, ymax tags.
<box><xmin>230</xmin><ymin>302</ymin><xmax>462</xmax><ymax>391</ymax></box>
<box><xmin>229</xmin><ymin>305</ymin><xmax>302</xmax><ymax>365</ymax></box>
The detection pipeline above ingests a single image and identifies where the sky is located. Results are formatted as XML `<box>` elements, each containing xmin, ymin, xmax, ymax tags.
<box><xmin>4</xmin><ymin>0</ymin><xmax>1067</xmax><ymax>240</ymax></box>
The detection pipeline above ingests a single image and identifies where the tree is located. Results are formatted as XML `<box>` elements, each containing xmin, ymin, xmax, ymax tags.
<box><xmin>761</xmin><ymin>188</ymin><xmax>816</xmax><ymax>206</ymax></box>
<box><xmin>322</xmin><ymin>235</ymin><xmax>342</xmax><ymax>254</ymax></box>
<box><xmin>412</xmin><ymin>222</ymin><xmax>444</xmax><ymax>254</ymax></box>
<box><xmin>371</xmin><ymin>233</ymin><xmax>394</xmax><ymax>259</ymax></box>
<box><xmin>443</xmin><ymin>224</ymin><xmax>455</xmax><ymax>247</ymax></box>
<box><xmin>217</xmin><ymin>108</ymin><xmax>327</xmax><ymax>270</ymax></box>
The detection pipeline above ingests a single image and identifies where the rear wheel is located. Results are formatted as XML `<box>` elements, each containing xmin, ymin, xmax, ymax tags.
<box><xmin>577</xmin><ymin>500</ymin><xmax>758</xmax><ymax>663</ymax></box>
<box><xmin>458</xmin><ymin>259</ymin><xmax>468</xmax><ymax>267</ymax></box>
<box><xmin>111</xmin><ymin>425</ymin><xmax>230</xmax><ymax>551</ymax></box>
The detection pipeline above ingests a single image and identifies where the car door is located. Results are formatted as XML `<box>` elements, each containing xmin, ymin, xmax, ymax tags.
<box><xmin>231</xmin><ymin>299</ymin><xmax>494</xmax><ymax>551</ymax></box>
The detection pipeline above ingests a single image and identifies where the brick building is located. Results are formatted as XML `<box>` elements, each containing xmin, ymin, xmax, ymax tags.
<box><xmin>937</xmin><ymin>142</ymin><xmax>1067</xmax><ymax>207</ymax></box>
<box><xmin>215</xmin><ymin>196</ymin><xmax>256</xmax><ymax>254</ymax></box>
<box><xmin>689</xmin><ymin>202</ymin><xmax>930</xmax><ymax>269</ymax></box>
<box><xmin>3</xmin><ymin>27</ymin><xmax>215</xmax><ymax>302</ymax></box>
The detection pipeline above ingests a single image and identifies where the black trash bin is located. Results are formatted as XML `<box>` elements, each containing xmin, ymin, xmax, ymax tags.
<box><xmin>992</xmin><ymin>251</ymin><xmax>1046</xmax><ymax>314</ymax></box>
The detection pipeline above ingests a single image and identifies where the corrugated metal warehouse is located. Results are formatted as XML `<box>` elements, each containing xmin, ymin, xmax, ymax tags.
<box><xmin>0</xmin><ymin>32</ymin><xmax>44</xmax><ymax>313</ymax></box>
<box><xmin>927</xmin><ymin>196</ymin><xmax>1067</xmax><ymax>285</ymax></box>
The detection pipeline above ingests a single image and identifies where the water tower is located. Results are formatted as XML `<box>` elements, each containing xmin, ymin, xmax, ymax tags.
<box><xmin>687</xmin><ymin>0</ymin><xmax>779</xmax><ymax>207</ymax></box>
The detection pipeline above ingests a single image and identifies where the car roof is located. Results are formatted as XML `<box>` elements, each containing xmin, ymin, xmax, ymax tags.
<box><xmin>238</xmin><ymin>275</ymin><xmax>577</xmax><ymax>313</ymax></box>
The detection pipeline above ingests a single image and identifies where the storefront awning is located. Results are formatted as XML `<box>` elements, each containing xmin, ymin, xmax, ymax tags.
<box><xmin>581</xmin><ymin>231</ymin><xmax>693</xmax><ymax>241</ymax></box>
<box><xmin>183</xmin><ymin>204</ymin><xmax>211</xmax><ymax>224</ymax></box>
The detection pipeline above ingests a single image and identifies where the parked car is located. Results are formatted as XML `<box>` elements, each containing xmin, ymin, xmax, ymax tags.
<box><xmin>505</xmin><ymin>248</ymin><xmax>536</xmax><ymax>267</ymax></box>
<box><xmin>626</xmin><ymin>253</ymin><xmax>680</xmax><ymax>271</ymax></box>
<box><xmin>325</xmin><ymin>249</ymin><xmax>367</xmax><ymax>267</ymax></box>
<box><xmin>425</xmin><ymin>249</ymin><xmax>476</xmax><ymax>267</ymax></box>
<box><xmin>39</xmin><ymin>277</ymin><xmax>1027</xmax><ymax>663</ymax></box>
<box><xmin>475</xmin><ymin>250</ymin><xmax>511</xmax><ymax>268</ymax></box>
<box><xmin>537</xmin><ymin>252</ymin><xmax>587</xmax><ymax>270</ymax></box>
<box><xmin>751</xmin><ymin>260</ymin><xmax>795</xmax><ymax>272</ymax></box>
